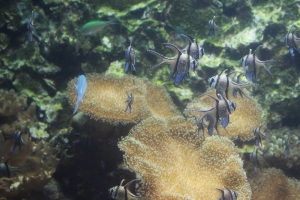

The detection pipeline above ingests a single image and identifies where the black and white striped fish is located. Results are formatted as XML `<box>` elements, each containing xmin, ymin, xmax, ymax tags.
<box><xmin>179</xmin><ymin>34</ymin><xmax>205</xmax><ymax>66</ymax></box>
<box><xmin>253</xmin><ymin>124</ymin><xmax>268</xmax><ymax>147</ymax></box>
<box><xmin>147</xmin><ymin>43</ymin><xmax>197</xmax><ymax>86</ymax></box>
<box><xmin>109</xmin><ymin>179</ymin><xmax>150</xmax><ymax>200</ymax></box>
<box><xmin>124</xmin><ymin>91</ymin><xmax>134</xmax><ymax>114</ymax></box>
<box><xmin>217</xmin><ymin>187</ymin><xmax>238</xmax><ymax>200</ymax></box>
<box><xmin>208</xmin><ymin>69</ymin><xmax>255</xmax><ymax>99</ymax></box>
<box><xmin>208</xmin><ymin>16</ymin><xmax>221</xmax><ymax>36</ymax></box>
<box><xmin>189</xmin><ymin>94</ymin><xmax>236</xmax><ymax>136</ymax></box>
<box><xmin>240</xmin><ymin>45</ymin><xmax>276</xmax><ymax>82</ymax></box>
<box><xmin>125</xmin><ymin>37</ymin><xmax>136</xmax><ymax>74</ymax></box>
<box><xmin>285</xmin><ymin>27</ymin><xmax>300</xmax><ymax>55</ymax></box>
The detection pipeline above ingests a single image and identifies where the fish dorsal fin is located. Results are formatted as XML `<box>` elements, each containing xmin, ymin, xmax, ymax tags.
<box><xmin>205</xmin><ymin>94</ymin><xmax>219</xmax><ymax>102</ymax></box>
<box><xmin>120</xmin><ymin>179</ymin><xmax>125</xmax><ymax>186</ymax></box>
<box><xmin>129</xmin><ymin>37</ymin><xmax>133</xmax><ymax>46</ymax></box>
<box><xmin>164</xmin><ymin>43</ymin><xmax>183</xmax><ymax>55</ymax></box>
<box><xmin>124</xmin><ymin>179</ymin><xmax>151</xmax><ymax>199</ymax></box>
<box><xmin>219</xmin><ymin>69</ymin><xmax>228</xmax><ymax>76</ymax></box>
<box><xmin>179</xmin><ymin>34</ymin><xmax>192</xmax><ymax>44</ymax></box>
<box><xmin>253</xmin><ymin>45</ymin><xmax>267</xmax><ymax>59</ymax></box>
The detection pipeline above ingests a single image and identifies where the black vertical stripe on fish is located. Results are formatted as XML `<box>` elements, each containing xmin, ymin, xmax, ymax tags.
<box><xmin>114</xmin><ymin>185</ymin><xmax>120</xmax><ymax>199</ymax></box>
<box><xmin>4</xmin><ymin>159</ymin><xmax>11</xmax><ymax>178</ymax></box>
<box><xmin>228</xmin><ymin>187</ymin><xmax>234</xmax><ymax>199</ymax></box>
<box><xmin>195</xmin><ymin>39</ymin><xmax>200</xmax><ymax>58</ymax></box>
<box><xmin>215</xmin><ymin>72</ymin><xmax>222</xmax><ymax>90</ymax></box>
<box><xmin>224</xmin><ymin>74</ymin><xmax>230</xmax><ymax>99</ymax></box>
<box><xmin>124</xmin><ymin>185</ymin><xmax>128</xmax><ymax>200</ymax></box>
<box><xmin>252</xmin><ymin>51</ymin><xmax>257</xmax><ymax>81</ymax></box>
<box><xmin>291</xmin><ymin>30</ymin><xmax>298</xmax><ymax>51</ymax></box>
<box><xmin>128</xmin><ymin>46</ymin><xmax>132</xmax><ymax>64</ymax></box>
<box><xmin>224</xmin><ymin>98</ymin><xmax>232</xmax><ymax>114</ymax></box>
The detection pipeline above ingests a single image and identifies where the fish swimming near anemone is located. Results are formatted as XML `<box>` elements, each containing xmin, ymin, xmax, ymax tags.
<box><xmin>12</xmin><ymin>130</ymin><xmax>26</xmax><ymax>154</ymax></box>
<box><xmin>27</xmin><ymin>10</ymin><xmax>39</xmax><ymax>42</ymax></box>
<box><xmin>253</xmin><ymin>124</ymin><xmax>268</xmax><ymax>147</ymax></box>
<box><xmin>188</xmin><ymin>93</ymin><xmax>237</xmax><ymax>136</ymax></box>
<box><xmin>240</xmin><ymin>45</ymin><xmax>276</xmax><ymax>82</ymax></box>
<box><xmin>124</xmin><ymin>91</ymin><xmax>134</xmax><ymax>114</ymax></box>
<box><xmin>73</xmin><ymin>75</ymin><xmax>87</xmax><ymax>115</ymax></box>
<box><xmin>217</xmin><ymin>187</ymin><xmax>238</xmax><ymax>200</ymax></box>
<box><xmin>208</xmin><ymin>16</ymin><xmax>221</xmax><ymax>36</ymax></box>
<box><xmin>284</xmin><ymin>136</ymin><xmax>292</xmax><ymax>156</ymax></box>
<box><xmin>285</xmin><ymin>26</ymin><xmax>300</xmax><ymax>55</ymax></box>
<box><xmin>147</xmin><ymin>43</ymin><xmax>197</xmax><ymax>86</ymax></box>
<box><xmin>125</xmin><ymin>37</ymin><xmax>136</xmax><ymax>74</ymax></box>
<box><xmin>195</xmin><ymin>117</ymin><xmax>208</xmax><ymax>137</ymax></box>
<box><xmin>109</xmin><ymin>179</ymin><xmax>151</xmax><ymax>200</ymax></box>
<box><xmin>207</xmin><ymin>69</ymin><xmax>256</xmax><ymax>99</ymax></box>
<box><xmin>80</xmin><ymin>20</ymin><xmax>116</xmax><ymax>35</ymax></box>
<box><xmin>0</xmin><ymin>158</ymin><xmax>28</xmax><ymax>178</ymax></box>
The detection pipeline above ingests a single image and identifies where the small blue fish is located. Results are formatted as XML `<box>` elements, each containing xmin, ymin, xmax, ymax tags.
<box><xmin>27</xmin><ymin>11</ymin><xmax>38</xmax><ymax>42</ymax></box>
<box><xmin>12</xmin><ymin>130</ymin><xmax>26</xmax><ymax>154</ymax></box>
<box><xmin>73</xmin><ymin>75</ymin><xmax>87</xmax><ymax>115</ymax></box>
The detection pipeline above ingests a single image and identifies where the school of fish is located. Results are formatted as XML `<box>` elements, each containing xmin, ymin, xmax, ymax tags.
<box><xmin>24</xmin><ymin>8</ymin><xmax>300</xmax><ymax>200</ymax></box>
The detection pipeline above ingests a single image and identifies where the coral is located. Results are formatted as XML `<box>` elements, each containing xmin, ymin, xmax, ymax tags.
<box><xmin>184</xmin><ymin>89</ymin><xmax>263</xmax><ymax>140</ymax></box>
<box><xmin>0</xmin><ymin>88</ymin><xmax>59</xmax><ymax>198</ymax></box>
<box><xmin>0</xmin><ymin>95</ymin><xmax>35</xmax><ymax>137</ymax></box>
<box><xmin>263</xmin><ymin>126</ymin><xmax>300</xmax><ymax>169</ymax></box>
<box><xmin>0</xmin><ymin>133</ymin><xmax>59</xmax><ymax>198</ymax></box>
<box><xmin>0</xmin><ymin>89</ymin><xmax>27</xmax><ymax>117</ymax></box>
<box><xmin>67</xmin><ymin>73</ymin><xmax>180</xmax><ymax>124</ymax></box>
<box><xmin>118</xmin><ymin>117</ymin><xmax>251</xmax><ymax>200</ymax></box>
<box><xmin>248</xmin><ymin>168</ymin><xmax>300</xmax><ymax>200</ymax></box>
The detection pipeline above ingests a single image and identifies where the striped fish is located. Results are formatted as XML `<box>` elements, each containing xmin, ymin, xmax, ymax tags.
<box><xmin>217</xmin><ymin>187</ymin><xmax>238</xmax><ymax>200</ymax></box>
<box><xmin>240</xmin><ymin>45</ymin><xmax>276</xmax><ymax>82</ymax></box>
<box><xmin>125</xmin><ymin>37</ymin><xmax>136</xmax><ymax>74</ymax></box>
<box><xmin>285</xmin><ymin>26</ymin><xmax>300</xmax><ymax>55</ymax></box>
<box><xmin>208</xmin><ymin>16</ymin><xmax>221</xmax><ymax>36</ymax></box>
<box><xmin>207</xmin><ymin>69</ymin><xmax>255</xmax><ymax>99</ymax></box>
<box><xmin>147</xmin><ymin>43</ymin><xmax>197</xmax><ymax>87</ymax></box>
<box><xmin>253</xmin><ymin>124</ymin><xmax>268</xmax><ymax>147</ymax></box>
<box><xmin>189</xmin><ymin>94</ymin><xmax>236</xmax><ymax>136</ymax></box>
<box><xmin>109</xmin><ymin>179</ymin><xmax>150</xmax><ymax>200</ymax></box>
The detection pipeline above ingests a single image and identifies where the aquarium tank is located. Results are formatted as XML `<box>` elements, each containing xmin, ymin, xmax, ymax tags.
<box><xmin>0</xmin><ymin>0</ymin><xmax>300</xmax><ymax>199</ymax></box>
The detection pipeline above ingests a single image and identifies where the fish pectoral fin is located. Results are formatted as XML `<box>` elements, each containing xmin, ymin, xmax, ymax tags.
<box><xmin>220</xmin><ymin>116</ymin><xmax>229</xmax><ymax>128</ymax></box>
<box><xmin>245</xmin><ymin>71</ymin><xmax>254</xmax><ymax>82</ymax></box>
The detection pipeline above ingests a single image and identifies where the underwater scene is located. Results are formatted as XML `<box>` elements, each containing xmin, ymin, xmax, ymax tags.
<box><xmin>1</xmin><ymin>0</ymin><xmax>300</xmax><ymax>199</ymax></box>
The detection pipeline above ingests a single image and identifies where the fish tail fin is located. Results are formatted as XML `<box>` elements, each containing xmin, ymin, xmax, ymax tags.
<box><xmin>124</xmin><ymin>62</ymin><xmax>129</xmax><ymax>73</ymax></box>
<box><xmin>263</xmin><ymin>59</ymin><xmax>276</xmax><ymax>75</ymax></box>
<box><xmin>147</xmin><ymin>50</ymin><xmax>171</xmax><ymax>70</ymax></box>
<box><xmin>73</xmin><ymin>101</ymin><xmax>79</xmax><ymax>115</ymax></box>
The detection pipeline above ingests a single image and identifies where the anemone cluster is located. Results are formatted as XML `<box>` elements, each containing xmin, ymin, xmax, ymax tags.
<box><xmin>263</xmin><ymin>127</ymin><xmax>300</xmax><ymax>169</ymax></box>
<box><xmin>1</xmin><ymin>0</ymin><xmax>300</xmax><ymax>199</ymax></box>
